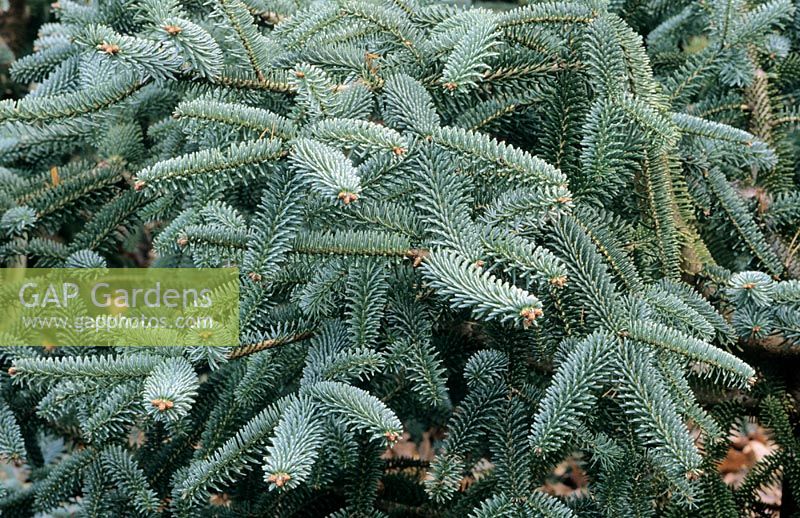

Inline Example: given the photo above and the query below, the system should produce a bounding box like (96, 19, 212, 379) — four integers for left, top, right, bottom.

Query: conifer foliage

(0, 0, 799, 515)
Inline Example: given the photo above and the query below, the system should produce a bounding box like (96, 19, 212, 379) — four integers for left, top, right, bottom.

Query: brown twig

(227, 331, 314, 360)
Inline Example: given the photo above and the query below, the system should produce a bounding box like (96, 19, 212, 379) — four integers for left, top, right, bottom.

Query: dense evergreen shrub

(0, 0, 799, 515)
